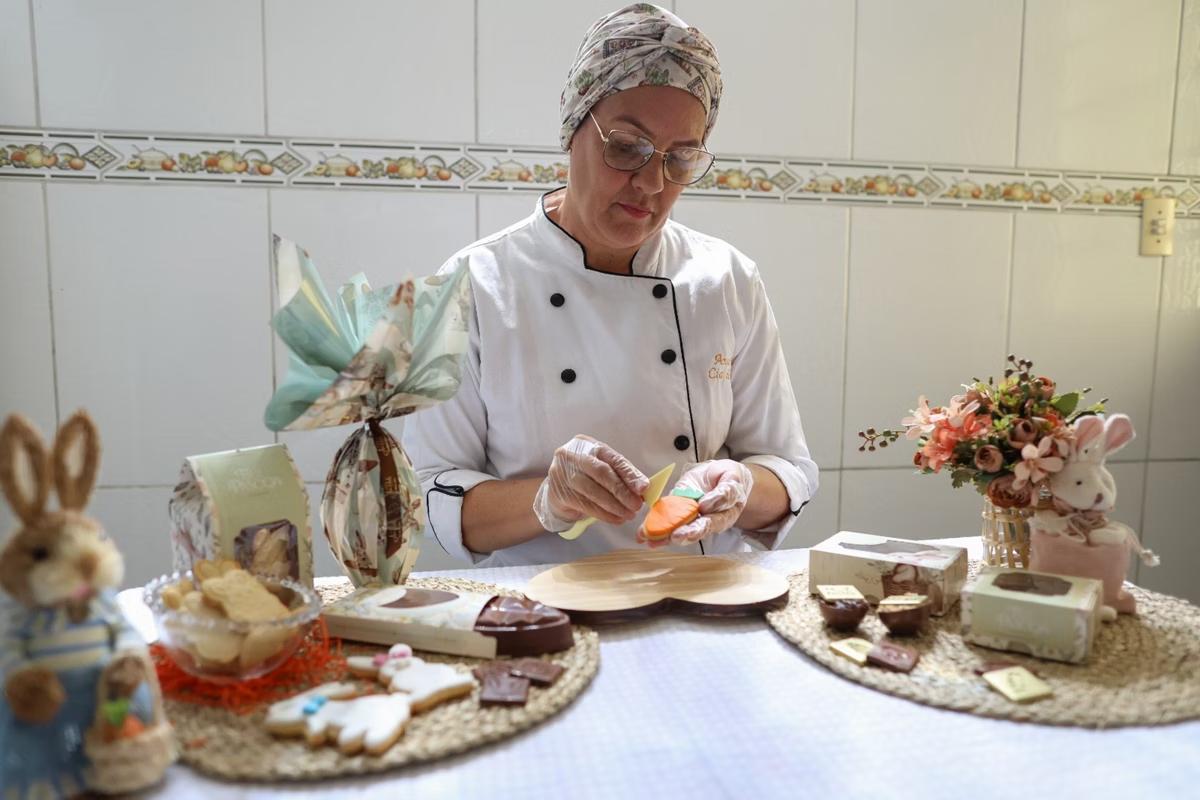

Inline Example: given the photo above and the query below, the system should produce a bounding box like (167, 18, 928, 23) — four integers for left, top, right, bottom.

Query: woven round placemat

(167, 577, 600, 780)
(767, 567, 1200, 727)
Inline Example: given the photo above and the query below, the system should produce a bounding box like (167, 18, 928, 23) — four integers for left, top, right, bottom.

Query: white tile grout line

(834, 206, 853, 535)
(1012, 0, 1027, 168)
(473, 0, 480, 145)
(260, 0, 270, 136)
(1003, 211, 1017, 358)
(25, 0, 41, 128)
(1136, 252, 1170, 582)
(848, 0, 858, 160)
(1166, 0, 1187, 171)
(266, 188, 279, 445)
(39, 181, 59, 427)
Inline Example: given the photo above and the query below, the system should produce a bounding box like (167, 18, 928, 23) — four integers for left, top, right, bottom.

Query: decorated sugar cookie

(383, 658, 475, 713)
(264, 682, 359, 737)
(264, 682, 412, 755)
(347, 643, 414, 682)
(642, 494, 700, 542)
(345, 644, 475, 713)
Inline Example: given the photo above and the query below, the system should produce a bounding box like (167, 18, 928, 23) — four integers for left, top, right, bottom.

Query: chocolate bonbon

(877, 594, 931, 636)
(818, 598, 869, 632)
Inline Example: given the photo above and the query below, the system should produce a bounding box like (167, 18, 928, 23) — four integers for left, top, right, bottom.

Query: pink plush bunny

(1030, 413, 1158, 620)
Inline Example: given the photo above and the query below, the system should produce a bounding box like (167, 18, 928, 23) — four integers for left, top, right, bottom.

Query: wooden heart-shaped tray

(525, 549, 789, 624)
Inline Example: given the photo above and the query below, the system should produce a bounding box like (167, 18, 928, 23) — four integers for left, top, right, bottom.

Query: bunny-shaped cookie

(0, 411, 152, 800)
(1030, 413, 1158, 620)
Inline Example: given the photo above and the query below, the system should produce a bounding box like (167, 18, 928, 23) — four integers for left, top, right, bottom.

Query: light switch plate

(1140, 197, 1176, 256)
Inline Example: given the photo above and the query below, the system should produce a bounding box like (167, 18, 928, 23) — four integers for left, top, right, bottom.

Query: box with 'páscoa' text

(168, 443, 313, 587)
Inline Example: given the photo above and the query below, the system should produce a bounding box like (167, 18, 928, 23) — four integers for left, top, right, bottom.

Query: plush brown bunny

(0, 410, 149, 799)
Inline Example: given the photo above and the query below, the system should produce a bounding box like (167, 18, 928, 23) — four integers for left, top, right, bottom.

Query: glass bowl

(143, 571, 321, 684)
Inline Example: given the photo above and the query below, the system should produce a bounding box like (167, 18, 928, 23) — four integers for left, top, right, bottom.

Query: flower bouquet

(858, 355, 1106, 566)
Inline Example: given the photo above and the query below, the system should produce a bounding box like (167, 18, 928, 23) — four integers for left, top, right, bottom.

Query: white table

(119, 539, 1200, 800)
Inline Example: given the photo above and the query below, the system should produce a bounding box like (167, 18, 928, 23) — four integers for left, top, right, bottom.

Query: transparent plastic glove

(533, 435, 649, 532)
(640, 460, 754, 547)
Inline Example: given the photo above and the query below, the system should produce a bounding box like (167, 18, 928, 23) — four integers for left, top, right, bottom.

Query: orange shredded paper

(151, 618, 347, 714)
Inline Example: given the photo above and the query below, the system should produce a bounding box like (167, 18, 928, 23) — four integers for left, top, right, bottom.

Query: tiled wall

(1, 0, 1197, 602)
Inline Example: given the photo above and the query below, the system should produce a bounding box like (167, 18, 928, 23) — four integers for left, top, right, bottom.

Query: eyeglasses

(589, 112, 715, 186)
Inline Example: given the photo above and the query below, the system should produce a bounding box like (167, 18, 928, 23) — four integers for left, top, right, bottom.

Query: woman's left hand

(640, 459, 754, 547)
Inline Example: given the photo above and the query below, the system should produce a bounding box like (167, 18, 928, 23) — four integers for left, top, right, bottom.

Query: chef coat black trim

(792, 499, 809, 517)
(542, 194, 705, 556)
(426, 469, 466, 556)
(537, 192, 700, 464)
(541, 190, 634, 276)
(664, 281, 701, 466)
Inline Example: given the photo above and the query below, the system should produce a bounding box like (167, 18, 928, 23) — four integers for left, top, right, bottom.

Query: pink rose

(973, 445, 1003, 473)
(986, 473, 1034, 509)
(1007, 419, 1038, 446)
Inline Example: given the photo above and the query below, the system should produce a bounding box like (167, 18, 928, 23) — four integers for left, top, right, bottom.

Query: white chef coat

(404, 192, 818, 567)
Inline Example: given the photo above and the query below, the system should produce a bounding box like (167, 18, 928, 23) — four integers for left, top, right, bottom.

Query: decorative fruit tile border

(465, 147, 569, 190)
(2, 127, 1198, 217)
(931, 167, 1072, 209)
(1062, 173, 1195, 213)
(784, 160, 934, 203)
(931, 167, 1196, 214)
(688, 157, 797, 198)
(291, 141, 479, 188)
(0, 130, 118, 179)
(102, 134, 300, 184)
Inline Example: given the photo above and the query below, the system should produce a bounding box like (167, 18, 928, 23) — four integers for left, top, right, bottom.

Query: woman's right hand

(532, 435, 649, 532)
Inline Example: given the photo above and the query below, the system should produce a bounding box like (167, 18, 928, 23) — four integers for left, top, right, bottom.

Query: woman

(406, 3, 818, 567)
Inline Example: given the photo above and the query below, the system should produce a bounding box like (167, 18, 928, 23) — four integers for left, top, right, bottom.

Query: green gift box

(168, 443, 313, 586)
(961, 566, 1104, 664)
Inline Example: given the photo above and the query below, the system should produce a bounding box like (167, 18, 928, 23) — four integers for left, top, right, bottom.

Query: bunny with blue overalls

(0, 411, 154, 799)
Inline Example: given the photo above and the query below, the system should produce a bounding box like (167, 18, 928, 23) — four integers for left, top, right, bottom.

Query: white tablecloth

(118, 539, 1200, 800)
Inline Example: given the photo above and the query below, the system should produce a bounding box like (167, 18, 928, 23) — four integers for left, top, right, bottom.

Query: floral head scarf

(559, 3, 722, 152)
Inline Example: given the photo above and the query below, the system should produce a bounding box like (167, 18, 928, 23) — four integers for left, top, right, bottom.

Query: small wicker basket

(980, 498, 1035, 568)
(83, 651, 177, 794)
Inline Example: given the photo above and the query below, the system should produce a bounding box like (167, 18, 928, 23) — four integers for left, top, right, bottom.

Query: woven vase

(980, 497, 1034, 568)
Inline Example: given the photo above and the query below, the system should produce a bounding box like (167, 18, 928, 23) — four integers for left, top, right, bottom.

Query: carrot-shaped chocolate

(642, 495, 700, 542)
